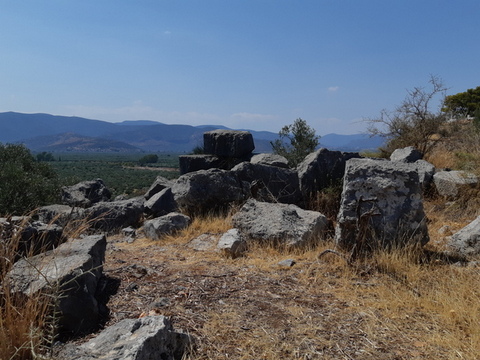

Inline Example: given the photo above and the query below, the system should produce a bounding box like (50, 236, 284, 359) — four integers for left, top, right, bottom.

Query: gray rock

(178, 154, 224, 175)
(231, 162, 301, 204)
(187, 233, 218, 251)
(390, 146, 423, 163)
(57, 315, 191, 360)
(144, 187, 178, 218)
(250, 153, 289, 168)
(413, 159, 436, 191)
(172, 168, 248, 214)
(7, 235, 106, 335)
(36, 204, 85, 226)
(18, 221, 65, 257)
(144, 176, 175, 200)
(297, 148, 361, 198)
(335, 158, 429, 251)
(448, 216, 480, 256)
(278, 259, 296, 267)
(217, 228, 247, 258)
(61, 179, 111, 208)
(433, 170, 478, 199)
(232, 199, 328, 248)
(204, 129, 255, 157)
(143, 212, 191, 240)
(86, 197, 144, 232)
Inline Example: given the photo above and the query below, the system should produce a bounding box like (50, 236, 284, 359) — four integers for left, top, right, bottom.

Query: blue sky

(1, 1, 479, 135)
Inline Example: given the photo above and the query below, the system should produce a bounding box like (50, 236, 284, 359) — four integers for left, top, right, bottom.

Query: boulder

(144, 188, 178, 218)
(433, 170, 478, 199)
(232, 199, 328, 248)
(335, 158, 429, 251)
(217, 228, 247, 258)
(413, 159, 436, 191)
(390, 146, 423, 163)
(36, 204, 85, 226)
(57, 315, 191, 360)
(231, 162, 301, 204)
(203, 130, 255, 157)
(61, 179, 111, 208)
(18, 221, 65, 257)
(6, 235, 107, 335)
(172, 168, 248, 214)
(178, 154, 224, 175)
(297, 148, 361, 198)
(448, 216, 480, 256)
(86, 197, 144, 232)
(144, 176, 174, 200)
(143, 212, 191, 240)
(250, 153, 289, 168)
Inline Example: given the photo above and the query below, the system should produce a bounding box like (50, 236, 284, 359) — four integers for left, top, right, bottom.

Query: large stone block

(335, 158, 429, 251)
(203, 130, 255, 157)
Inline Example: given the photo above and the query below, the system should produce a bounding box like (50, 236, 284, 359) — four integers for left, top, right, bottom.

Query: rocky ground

(64, 200, 479, 360)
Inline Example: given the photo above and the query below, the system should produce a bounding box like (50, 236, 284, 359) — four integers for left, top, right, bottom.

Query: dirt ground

(79, 215, 479, 360)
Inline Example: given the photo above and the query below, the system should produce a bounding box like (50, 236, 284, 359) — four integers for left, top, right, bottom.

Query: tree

(138, 154, 158, 165)
(36, 151, 55, 162)
(366, 75, 448, 156)
(270, 118, 320, 167)
(0, 144, 60, 215)
(442, 86, 480, 119)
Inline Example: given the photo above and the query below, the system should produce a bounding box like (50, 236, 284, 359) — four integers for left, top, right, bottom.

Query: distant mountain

(0, 112, 384, 153)
(319, 133, 385, 152)
(21, 133, 142, 152)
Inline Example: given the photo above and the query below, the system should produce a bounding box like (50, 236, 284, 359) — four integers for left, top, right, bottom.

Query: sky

(1, 1, 480, 136)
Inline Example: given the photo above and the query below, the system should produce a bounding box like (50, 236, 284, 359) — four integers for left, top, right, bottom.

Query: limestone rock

(335, 158, 429, 251)
(231, 162, 301, 204)
(172, 168, 248, 214)
(86, 197, 144, 232)
(143, 212, 191, 240)
(144, 176, 174, 200)
(390, 146, 423, 163)
(7, 235, 107, 335)
(232, 199, 328, 248)
(57, 315, 191, 360)
(448, 216, 480, 256)
(250, 153, 289, 168)
(61, 179, 111, 208)
(203, 129, 255, 157)
(433, 170, 478, 199)
(217, 228, 247, 258)
(144, 187, 178, 218)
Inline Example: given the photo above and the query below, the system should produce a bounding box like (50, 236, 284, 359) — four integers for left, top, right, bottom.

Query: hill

(0, 112, 384, 153)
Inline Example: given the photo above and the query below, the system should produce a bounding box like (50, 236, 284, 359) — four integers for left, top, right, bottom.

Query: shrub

(0, 144, 59, 215)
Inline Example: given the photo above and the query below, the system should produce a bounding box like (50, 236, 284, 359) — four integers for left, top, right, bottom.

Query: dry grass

(95, 204, 480, 360)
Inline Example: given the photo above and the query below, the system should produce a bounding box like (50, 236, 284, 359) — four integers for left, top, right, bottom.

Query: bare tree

(366, 75, 448, 156)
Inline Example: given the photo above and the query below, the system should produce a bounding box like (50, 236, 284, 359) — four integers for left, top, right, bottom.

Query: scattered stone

(335, 158, 429, 251)
(390, 146, 423, 163)
(6, 235, 107, 335)
(172, 168, 248, 214)
(144, 176, 175, 200)
(278, 259, 296, 267)
(61, 179, 111, 208)
(57, 315, 192, 360)
(232, 199, 328, 248)
(36, 204, 85, 226)
(143, 212, 191, 240)
(232, 162, 301, 204)
(217, 228, 247, 258)
(187, 233, 219, 251)
(448, 215, 480, 256)
(86, 197, 144, 232)
(18, 221, 65, 257)
(297, 148, 361, 198)
(178, 154, 224, 175)
(144, 187, 178, 217)
(433, 170, 478, 199)
(250, 153, 289, 168)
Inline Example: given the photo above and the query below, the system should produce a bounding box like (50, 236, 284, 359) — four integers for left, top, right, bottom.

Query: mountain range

(0, 112, 384, 153)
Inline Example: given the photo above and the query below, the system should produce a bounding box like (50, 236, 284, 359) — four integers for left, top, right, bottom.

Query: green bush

(138, 154, 159, 165)
(0, 144, 59, 215)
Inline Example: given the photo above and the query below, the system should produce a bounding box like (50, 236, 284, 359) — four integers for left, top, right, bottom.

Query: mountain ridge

(0, 112, 384, 153)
